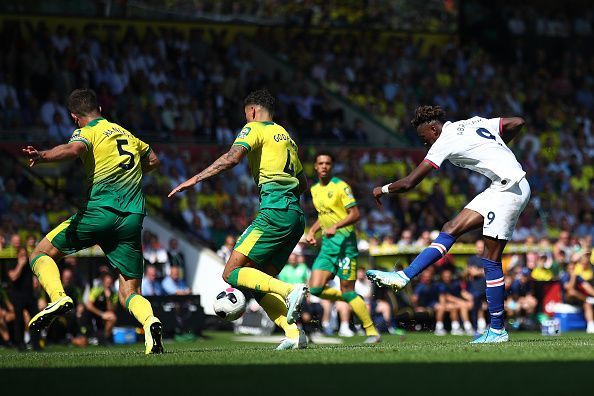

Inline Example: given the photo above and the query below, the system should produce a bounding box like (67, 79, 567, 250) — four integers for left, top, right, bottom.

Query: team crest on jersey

(344, 186, 354, 199)
(328, 191, 334, 198)
(237, 127, 251, 139)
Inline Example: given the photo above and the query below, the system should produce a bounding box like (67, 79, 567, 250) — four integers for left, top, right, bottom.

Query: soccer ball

(213, 287, 246, 321)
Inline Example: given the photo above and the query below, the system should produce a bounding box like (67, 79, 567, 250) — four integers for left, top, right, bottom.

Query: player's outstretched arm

(500, 117, 525, 144)
(168, 145, 246, 197)
(372, 161, 434, 206)
(141, 150, 160, 173)
(22, 142, 86, 167)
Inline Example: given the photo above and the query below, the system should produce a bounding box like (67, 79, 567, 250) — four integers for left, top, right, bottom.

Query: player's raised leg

(367, 209, 483, 291)
(471, 236, 509, 344)
(28, 237, 73, 332)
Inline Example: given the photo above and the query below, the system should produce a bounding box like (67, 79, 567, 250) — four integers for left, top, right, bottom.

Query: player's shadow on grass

(4, 361, 594, 395)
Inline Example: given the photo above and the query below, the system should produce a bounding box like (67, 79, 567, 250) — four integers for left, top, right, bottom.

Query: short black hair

(411, 105, 447, 129)
(67, 88, 99, 116)
(244, 89, 275, 115)
(315, 151, 334, 162)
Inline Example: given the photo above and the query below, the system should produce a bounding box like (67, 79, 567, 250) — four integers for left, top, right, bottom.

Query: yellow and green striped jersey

(310, 177, 357, 235)
(232, 121, 303, 212)
(68, 117, 151, 214)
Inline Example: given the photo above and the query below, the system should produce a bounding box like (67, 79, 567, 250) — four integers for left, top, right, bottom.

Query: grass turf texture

(2, 331, 594, 395)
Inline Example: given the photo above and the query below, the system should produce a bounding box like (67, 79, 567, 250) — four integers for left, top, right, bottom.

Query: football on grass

(213, 287, 246, 321)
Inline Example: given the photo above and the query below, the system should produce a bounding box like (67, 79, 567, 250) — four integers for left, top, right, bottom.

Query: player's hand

(372, 186, 383, 207)
(324, 225, 337, 238)
(102, 311, 116, 321)
(168, 176, 198, 198)
(8, 269, 20, 282)
(305, 232, 317, 246)
(22, 145, 42, 167)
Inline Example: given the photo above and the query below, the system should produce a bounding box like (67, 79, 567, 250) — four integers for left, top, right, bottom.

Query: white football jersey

(424, 116, 525, 191)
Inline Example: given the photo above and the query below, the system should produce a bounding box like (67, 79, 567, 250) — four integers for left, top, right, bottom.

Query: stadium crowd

(1, 13, 594, 346)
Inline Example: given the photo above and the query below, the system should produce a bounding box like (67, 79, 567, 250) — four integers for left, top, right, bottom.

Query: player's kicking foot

(28, 296, 74, 333)
(286, 284, 308, 325)
(276, 329, 307, 350)
(364, 335, 382, 344)
(470, 328, 509, 344)
(144, 316, 164, 354)
(366, 270, 409, 292)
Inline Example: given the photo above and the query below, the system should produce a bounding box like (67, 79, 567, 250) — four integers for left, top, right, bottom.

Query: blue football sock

(403, 232, 456, 279)
(483, 258, 505, 330)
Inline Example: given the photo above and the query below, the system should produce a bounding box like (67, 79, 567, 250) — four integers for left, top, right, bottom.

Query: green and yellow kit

(232, 121, 305, 269)
(45, 117, 151, 278)
(310, 177, 359, 280)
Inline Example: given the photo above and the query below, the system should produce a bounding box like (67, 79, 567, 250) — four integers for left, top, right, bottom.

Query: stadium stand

(1, 2, 594, 347)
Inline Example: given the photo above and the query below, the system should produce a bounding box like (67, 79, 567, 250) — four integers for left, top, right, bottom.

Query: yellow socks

(310, 286, 344, 302)
(228, 268, 293, 298)
(259, 293, 300, 339)
(347, 294, 379, 336)
(31, 254, 66, 302)
(126, 293, 154, 326)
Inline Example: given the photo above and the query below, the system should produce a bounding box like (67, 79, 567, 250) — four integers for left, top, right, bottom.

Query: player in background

(367, 105, 530, 343)
(306, 153, 381, 343)
(169, 89, 309, 350)
(22, 89, 164, 354)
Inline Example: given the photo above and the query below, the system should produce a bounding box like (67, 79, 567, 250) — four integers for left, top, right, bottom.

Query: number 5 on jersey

(116, 139, 135, 170)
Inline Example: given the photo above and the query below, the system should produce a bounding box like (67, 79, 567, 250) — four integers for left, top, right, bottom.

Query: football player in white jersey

(367, 105, 530, 343)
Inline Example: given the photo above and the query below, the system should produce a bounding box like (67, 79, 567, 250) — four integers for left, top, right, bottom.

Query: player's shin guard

(403, 232, 456, 279)
(309, 286, 344, 302)
(482, 258, 505, 331)
(254, 291, 300, 339)
(126, 293, 154, 326)
(31, 254, 66, 302)
(227, 267, 293, 298)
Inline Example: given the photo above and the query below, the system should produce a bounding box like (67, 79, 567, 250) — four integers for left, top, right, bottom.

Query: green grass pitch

(2, 331, 594, 395)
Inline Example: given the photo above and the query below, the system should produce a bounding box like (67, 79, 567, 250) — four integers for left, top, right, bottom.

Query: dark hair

(315, 151, 334, 162)
(244, 89, 275, 115)
(411, 105, 447, 129)
(67, 88, 99, 116)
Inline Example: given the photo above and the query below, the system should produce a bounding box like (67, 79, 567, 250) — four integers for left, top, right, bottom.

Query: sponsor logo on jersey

(237, 127, 251, 139)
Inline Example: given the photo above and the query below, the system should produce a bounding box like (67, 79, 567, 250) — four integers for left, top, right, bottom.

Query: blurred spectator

(143, 234, 169, 275)
(162, 266, 191, 295)
(560, 261, 594, 333)
(0, 283, 15, 347)
(436, 269, 474, 336)
(506, 267, 538, 330)
(466, 259, 487, 333)
(85, 272, 118, 344)
(141, 265, 164, 296)
(216, 235, 236, 263)
(8, 246, 40, 350)
(278, 252, 310, 284)
(167, 238, 185, 269)
(356, 268, 399, 334)
(48, 267, 86, 346)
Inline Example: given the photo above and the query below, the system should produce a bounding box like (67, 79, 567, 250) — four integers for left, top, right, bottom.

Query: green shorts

(234, 208, 305, 271)
(313, 232, 358, 281)
(46, 206, 144, 278)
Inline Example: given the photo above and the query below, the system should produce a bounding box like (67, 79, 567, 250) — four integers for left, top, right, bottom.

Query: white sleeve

(423, 137, 452, 169)
(484, 117, 503, 136)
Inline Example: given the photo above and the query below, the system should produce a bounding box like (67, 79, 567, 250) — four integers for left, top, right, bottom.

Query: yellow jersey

(68, 117, 151, 214)
(310, 177, 357, 235)
(232, 121, 303, 212)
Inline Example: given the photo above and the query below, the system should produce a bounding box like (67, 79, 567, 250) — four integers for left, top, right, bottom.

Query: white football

(213, 287, 246, 321)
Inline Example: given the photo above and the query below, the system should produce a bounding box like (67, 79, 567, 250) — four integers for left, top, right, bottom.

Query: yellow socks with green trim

(347, 293, 379, 336)
(228, 268, 293, 298)
(259, 293, 300, 339)
(31, 254, 66, 302)
(309, 286, 344, 302)
(126, 293, 154, 326)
